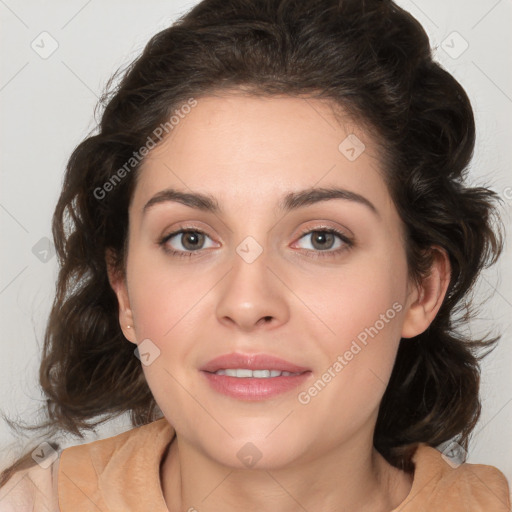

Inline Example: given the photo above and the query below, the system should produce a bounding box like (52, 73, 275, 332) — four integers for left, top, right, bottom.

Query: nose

(215, 246, 290, 332)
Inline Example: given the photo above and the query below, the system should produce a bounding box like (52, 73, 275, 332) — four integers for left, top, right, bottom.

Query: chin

(201, 432, 307, 471)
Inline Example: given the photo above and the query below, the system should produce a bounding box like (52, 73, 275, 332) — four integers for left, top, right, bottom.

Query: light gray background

(1, 0, 511, 484)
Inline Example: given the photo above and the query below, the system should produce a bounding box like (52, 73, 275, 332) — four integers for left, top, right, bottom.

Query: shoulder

(0, 418, 172, 512)
(404, 443, 511, 511)
(58, 418, 174, 511)
(0, 459, 60, 512)
(60, 416, 172, 464)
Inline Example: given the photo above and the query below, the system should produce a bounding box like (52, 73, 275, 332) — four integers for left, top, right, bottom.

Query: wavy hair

(1, 0, 504, 484)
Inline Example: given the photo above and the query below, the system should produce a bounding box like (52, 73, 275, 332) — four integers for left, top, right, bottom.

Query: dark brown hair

(1, 0, 504, 485)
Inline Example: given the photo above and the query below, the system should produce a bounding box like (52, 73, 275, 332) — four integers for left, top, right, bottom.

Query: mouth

(200, 352, 312, 400)
(210, 368, 303, 377)
(200, 352, 311, 374)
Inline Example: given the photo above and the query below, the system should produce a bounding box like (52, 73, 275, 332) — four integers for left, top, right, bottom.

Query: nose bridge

(214, 234, 289, 331)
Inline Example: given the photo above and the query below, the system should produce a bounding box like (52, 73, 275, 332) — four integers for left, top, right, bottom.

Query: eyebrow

(142, 186, 379, 217)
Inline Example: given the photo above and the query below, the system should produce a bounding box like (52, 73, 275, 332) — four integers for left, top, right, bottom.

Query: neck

(160, 432, 412, 512)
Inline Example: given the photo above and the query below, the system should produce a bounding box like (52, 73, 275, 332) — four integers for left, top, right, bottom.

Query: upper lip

(200, 352, 311, 373)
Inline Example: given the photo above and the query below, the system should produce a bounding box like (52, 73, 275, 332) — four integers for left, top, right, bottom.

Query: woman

(0, 0, 509, 510)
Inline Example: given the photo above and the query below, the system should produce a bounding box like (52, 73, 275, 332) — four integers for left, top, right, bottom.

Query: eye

(158, 226, 353, 259)
(159, 229, 216, 257)
(294, 228, 353, 257)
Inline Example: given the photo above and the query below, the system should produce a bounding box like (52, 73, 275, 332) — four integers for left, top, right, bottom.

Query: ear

(401, 246, 451, 339)
(106, 248, 137, 345)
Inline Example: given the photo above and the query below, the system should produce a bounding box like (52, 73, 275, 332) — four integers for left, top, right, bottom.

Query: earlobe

(105, 249, 137, 345)
(401, 247, 451, 339)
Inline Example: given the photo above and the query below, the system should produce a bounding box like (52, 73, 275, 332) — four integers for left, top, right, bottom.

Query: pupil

(312, 231, 333, 250)
(183, 232, 203, 250)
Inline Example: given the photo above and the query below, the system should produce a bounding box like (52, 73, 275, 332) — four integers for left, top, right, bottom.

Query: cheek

(294, 250, 407, 417)
(126, 255, 208, 427)
(126, 251, 211, 343)
(306, 251, 407, 353)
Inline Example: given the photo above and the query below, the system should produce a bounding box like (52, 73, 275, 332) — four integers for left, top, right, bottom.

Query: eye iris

(311, 231, 334, 250)
(182, 232, 204, 250)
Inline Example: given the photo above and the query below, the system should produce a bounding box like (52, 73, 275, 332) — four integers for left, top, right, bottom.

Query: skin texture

(107, 93, 450, 512)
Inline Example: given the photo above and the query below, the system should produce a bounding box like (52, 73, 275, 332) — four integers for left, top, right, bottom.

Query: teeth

(213, 369, 300, 378)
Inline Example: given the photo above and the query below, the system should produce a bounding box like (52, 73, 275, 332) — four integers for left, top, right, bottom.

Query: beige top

(1, 417, 510, 511)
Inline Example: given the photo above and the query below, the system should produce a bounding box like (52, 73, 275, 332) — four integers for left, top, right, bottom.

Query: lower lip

(201, 371, 312, 400)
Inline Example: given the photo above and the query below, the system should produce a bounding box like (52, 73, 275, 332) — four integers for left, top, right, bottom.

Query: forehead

(131, 93, 392, 218)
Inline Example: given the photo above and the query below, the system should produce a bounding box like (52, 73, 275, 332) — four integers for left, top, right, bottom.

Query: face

(111, 92, 433, 470)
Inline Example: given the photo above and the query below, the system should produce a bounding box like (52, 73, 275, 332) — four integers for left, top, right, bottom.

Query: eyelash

(158, 226, 354, 259)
